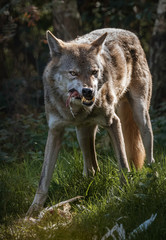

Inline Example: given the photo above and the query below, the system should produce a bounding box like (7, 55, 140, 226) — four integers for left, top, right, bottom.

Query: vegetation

(0, 112, 166, 239)
(0, 0, 160, 115)
(0, 0, 166, 239)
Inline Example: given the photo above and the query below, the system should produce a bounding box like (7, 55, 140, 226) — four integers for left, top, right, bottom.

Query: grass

(0, 113, 166, 239)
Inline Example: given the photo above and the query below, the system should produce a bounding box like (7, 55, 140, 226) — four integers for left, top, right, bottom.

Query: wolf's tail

(117, 98, 145, 169)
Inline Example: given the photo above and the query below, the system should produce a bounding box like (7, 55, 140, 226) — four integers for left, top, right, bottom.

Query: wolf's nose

(82, 88, 93, 99)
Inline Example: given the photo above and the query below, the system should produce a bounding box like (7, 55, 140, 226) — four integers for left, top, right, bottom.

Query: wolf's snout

(81, 88, 95, 107)
(82, 88, 93, 100)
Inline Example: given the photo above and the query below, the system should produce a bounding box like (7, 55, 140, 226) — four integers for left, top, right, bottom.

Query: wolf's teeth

(81, 96, 95, 103)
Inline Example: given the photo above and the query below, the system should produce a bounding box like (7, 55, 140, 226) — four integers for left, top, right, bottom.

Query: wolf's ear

(91, 32, 107, 52)
(46, 30, 64, 57)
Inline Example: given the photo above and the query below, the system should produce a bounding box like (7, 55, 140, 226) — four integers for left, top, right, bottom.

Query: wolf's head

(46, 30, 107, 109)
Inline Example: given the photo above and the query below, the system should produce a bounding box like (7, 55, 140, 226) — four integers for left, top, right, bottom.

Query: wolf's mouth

(81, 96, 95, 106)
(66, 89, 95, 107)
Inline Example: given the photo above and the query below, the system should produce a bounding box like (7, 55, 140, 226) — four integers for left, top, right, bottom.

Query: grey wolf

(27, 28, 155, 215)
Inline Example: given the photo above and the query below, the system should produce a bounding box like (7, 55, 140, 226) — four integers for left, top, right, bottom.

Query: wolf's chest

(48, 105, 109, 130)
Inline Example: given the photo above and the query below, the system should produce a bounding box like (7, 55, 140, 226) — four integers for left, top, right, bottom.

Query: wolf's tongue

(66, 90, 80, 107)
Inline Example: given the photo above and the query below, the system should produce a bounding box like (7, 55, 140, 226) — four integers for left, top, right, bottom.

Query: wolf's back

(74, 28, 139, 46)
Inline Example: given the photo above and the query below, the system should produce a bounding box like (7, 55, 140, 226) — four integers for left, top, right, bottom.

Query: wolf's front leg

(26, 128, 64, 216)
(76, 125, 100, 176)
(106, 114, 130, 172)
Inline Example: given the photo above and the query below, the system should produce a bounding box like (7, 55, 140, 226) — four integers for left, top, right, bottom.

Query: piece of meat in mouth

(66, 89, 81, 107)
(66, 88, 95, 107)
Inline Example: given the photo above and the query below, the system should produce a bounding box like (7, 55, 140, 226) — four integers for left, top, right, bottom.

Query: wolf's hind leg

(129, 95, 155, 165)
(26, 128, 64, 216)
(76, 125, 100, 176)
(117, 98, 145, 169)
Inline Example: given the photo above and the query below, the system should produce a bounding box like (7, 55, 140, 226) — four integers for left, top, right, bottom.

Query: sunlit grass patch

(0, 113, 166, 239)
(0, 148, 166, 239)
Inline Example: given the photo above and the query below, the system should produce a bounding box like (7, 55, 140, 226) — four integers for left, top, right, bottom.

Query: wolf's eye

(69, 71, 77, 76)
(91, 70, 98, 75)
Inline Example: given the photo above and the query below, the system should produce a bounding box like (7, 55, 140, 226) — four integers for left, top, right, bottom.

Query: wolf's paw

(119, 168, 131, 185)
(26, 203, 43, 217)
(148, 158, 155, 165)
(151, 158, 155, 164)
